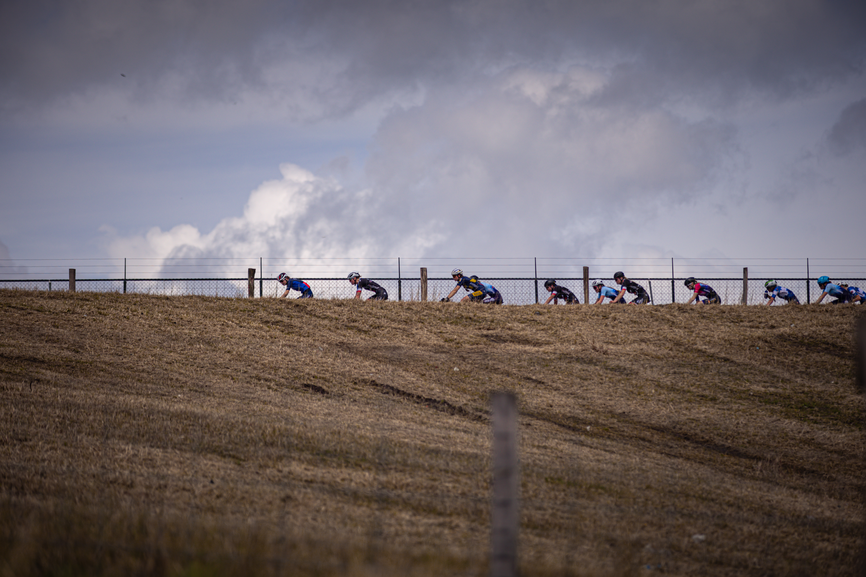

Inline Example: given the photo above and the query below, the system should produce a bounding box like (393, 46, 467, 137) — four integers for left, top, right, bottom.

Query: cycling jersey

(764, 285, 798, 303)
(286, 279, 311, 293)
(550, 284, 578, 304)
(847, 286, 865, 302)
(356, 278, 388, 300)
(617, 278, 648, 304)
(597, 286, 621, 302)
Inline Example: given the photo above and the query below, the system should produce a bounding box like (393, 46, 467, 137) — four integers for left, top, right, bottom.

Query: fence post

(123, 258, 127, 294)
(490, 391, 519, 577)
(248, 268, 256, 298)
(583, 267, 589, 305)
(741, 267, 749, 305)
(671, 258, 675, 304)
(259, 257, 263, 298)
(398, 258, 402, 302)
(806, 258, 811, 303)
(69, 269, 76, 293)
(420, 267, 428, 302)
(534, 258, 539, 304)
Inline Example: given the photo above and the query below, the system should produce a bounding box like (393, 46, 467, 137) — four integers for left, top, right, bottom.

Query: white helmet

(347, 271, 361, 280)
(451, 268, 463, 277)
(591, 279, 604, 287)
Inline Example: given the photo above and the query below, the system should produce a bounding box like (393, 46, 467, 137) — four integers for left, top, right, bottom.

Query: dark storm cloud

(2, 0, 864, 114)
(827, 97, 866, 156)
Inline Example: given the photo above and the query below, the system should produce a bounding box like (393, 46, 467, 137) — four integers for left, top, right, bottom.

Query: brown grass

(0, 289, 864, 576)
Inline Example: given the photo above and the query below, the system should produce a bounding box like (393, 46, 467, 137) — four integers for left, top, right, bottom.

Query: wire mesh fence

(2, 257, 865, 304)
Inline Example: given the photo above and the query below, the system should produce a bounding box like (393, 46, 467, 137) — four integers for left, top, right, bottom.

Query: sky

(1, 0, 865, 277)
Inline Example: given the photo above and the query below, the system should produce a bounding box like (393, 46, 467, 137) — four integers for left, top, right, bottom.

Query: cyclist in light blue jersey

(763, 280, 799, 306)
(814, 276, 850, 304)
(592, 279, 623, 304)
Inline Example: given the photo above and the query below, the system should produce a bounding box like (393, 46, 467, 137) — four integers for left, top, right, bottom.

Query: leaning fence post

(583, 266, 589, 305)
(741, 267, 749, 305)
(69, 269, 76, 293)
(248, 268, 256, 298)
(420, 267, 428, 302)
(490, 391, 519, 577)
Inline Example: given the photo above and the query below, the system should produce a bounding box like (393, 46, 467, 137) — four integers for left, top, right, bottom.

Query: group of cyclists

(274, 270, 864, 306)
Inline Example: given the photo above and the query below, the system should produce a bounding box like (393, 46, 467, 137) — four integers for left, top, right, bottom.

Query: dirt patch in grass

(1, 290, 864, 576)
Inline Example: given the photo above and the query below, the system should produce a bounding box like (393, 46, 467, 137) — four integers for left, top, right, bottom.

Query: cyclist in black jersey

(612, 272, 649, 304)
(543, 279, 579, 304)
(348, 272, 388, 301)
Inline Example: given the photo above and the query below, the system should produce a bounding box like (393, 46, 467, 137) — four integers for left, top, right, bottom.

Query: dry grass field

(1, 289, 864, 576)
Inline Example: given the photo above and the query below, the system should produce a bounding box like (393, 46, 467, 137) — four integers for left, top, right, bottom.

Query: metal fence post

(259, 257, 263, 298)
(741, 267, 749, 305)
(247, 268, 256, 298)
(490, 391, 519, 577)
(123, 258, 127, 294)
(534, 258, 539, 304)
(420, 267, 428, 302)
(806, 258, 811, 303)
(583, 267, 589, 305)
(671, 258, 675, 304)
(69, 269, 76, 293)
(398, 257, 402, 302)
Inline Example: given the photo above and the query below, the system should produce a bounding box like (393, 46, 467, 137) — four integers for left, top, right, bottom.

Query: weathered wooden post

(583, 266, 590, 306)
(248, 268, 256, 298)
(420, 267, 428, 302)
(857, 316, 866, 573)
(69, 269, 76, 293)
(741, 267, 749, 305)
(490, 391, 519, 577)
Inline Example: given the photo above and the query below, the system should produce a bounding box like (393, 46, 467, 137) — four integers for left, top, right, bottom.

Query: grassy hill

(1, 289, 864, 576)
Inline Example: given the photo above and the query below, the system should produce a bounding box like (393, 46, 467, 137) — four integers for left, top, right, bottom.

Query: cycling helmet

(613, 271, 625, 280)
(684, 277, 696, 287)
(347, 271, 361, 280)
(544, 279, 556, 288)
(278, 272, 289, 283)
(451, 268, 463, 277)
(764, 279, 777, 289)
(591, 279, 604, 288)
(817, 275, 830, 285)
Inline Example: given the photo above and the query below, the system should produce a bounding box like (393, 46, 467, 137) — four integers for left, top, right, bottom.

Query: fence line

(2, 272, 863, 306)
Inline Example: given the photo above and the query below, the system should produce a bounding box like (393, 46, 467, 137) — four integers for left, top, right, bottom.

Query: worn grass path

(0, 289, 863, 576)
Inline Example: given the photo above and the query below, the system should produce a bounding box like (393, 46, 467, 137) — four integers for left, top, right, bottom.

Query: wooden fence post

(741, 267, 749, 305)
(490, 391, 519, 577)
(420, 267, 428, 302)
(248, 268, 256, 298)
(858, 317, 866, 573)
(583, 267, 589, 305)
(69, 269, 76, 293)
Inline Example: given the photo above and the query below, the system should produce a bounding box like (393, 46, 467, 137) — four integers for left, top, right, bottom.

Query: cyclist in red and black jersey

(684, 277, 721, 305)
(543, 279, 579, 304)
(612, 272, 649, 304)
(348, 272, 388, 301)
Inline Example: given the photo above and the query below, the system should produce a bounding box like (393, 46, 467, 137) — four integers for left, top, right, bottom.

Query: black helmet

(544, 279, 556, 288)
(613, 271, 624, 280)
(684, 277, 696, 287)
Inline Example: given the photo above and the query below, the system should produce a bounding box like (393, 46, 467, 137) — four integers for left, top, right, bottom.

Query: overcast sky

(1, 0, 865, 274)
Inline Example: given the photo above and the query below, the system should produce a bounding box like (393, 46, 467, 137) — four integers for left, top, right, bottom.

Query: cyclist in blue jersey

(592, 279, 622, 304)
(814, 276, 850, 304)
(840, 283, 865, 304)
(442, 269, 502, 303)
(348, 272, 388, 301)
(278, 272, 313, 299)
(544, 279, 579, 304)
(763, 280, 799, 306)
(684, 277, 721, 305)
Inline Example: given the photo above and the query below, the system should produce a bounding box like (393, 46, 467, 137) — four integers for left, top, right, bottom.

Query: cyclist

(543, 279, 579, 304)
(814, 276, 850, 304)
(611, 272, 649, 304)
(840, 283, 865, 304)
(684, 277, 721, 304)
(763, 280, 799, 305)
(348, 272, 388, 301)
(442, 269, 502, 303)
(278, 272, 313, 299)
(592, 279, 622, 304)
